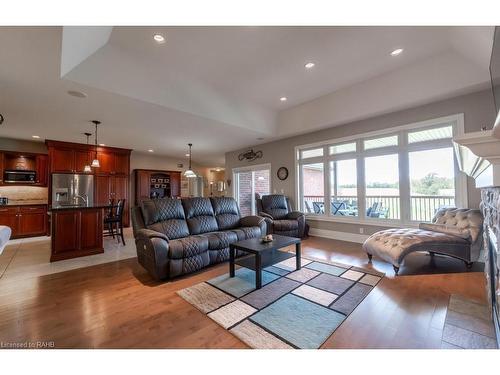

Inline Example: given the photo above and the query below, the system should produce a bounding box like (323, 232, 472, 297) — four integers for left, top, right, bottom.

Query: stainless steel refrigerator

(51, 174, 94, 208)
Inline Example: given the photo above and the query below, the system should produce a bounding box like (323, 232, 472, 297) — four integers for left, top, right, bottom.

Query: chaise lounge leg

(393, 265, 399, 275)
(367, 253, 373, 262)
(465, 261, 473, 270)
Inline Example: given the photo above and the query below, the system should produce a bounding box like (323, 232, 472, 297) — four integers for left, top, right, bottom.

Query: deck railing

(303, 195, 455, 222)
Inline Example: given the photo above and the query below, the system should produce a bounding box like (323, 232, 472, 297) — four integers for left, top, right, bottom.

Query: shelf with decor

(134, 169, 181, 205)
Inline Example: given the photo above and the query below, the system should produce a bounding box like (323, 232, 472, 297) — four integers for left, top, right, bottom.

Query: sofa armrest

(241, 215, 268, 236)
(240, 215, 265, 227)
(258, 212, 274, 220)
(134, 229, 170, 280)
(287, 211, 305, 220)
(419, 223, 471, 240)
(136, 228, 169, 242)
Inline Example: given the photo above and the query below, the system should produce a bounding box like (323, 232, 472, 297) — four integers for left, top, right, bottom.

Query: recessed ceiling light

(304, 62, 315, 69)
(67, 90, 87, 98)
(99, 143, 106, 146)
(32, 135, 40, 139)
(153, 34, 166, 44)
(280, 97, 287, 102)
(148, 149, 154, 153)
(185, 153, 190, 157)
(390, 48, 404, 56)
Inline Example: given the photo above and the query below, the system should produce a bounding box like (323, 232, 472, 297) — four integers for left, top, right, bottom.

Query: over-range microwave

(3, 170, 36, 183)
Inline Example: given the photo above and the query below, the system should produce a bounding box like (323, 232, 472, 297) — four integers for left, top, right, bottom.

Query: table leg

(255, 253, 262, 289)
(229, 246, 235, 277)
(296, 242, 301, 270)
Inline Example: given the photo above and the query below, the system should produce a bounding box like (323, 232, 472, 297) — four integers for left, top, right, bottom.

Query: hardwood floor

(0, 236, 487, 348)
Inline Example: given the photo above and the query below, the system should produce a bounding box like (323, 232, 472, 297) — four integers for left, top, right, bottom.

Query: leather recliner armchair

(257, 194, 306, 238)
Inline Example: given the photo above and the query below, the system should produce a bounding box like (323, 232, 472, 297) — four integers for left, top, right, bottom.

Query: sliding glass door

(233, 164, 271, 215)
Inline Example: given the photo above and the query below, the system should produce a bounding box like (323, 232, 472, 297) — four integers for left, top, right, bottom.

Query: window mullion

(324, 160, 331, 216)
(399, 131, 411, 223)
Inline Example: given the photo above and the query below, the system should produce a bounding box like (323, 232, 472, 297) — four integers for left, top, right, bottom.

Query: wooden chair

(104, 199, 126, 245)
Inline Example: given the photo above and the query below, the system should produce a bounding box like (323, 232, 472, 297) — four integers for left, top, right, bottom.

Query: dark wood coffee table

(229, 234, 301, 289)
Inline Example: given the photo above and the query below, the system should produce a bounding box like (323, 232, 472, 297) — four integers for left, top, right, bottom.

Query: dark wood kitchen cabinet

(0, 205, 48, 239)
(95, 174, 129, 226)
(50, 207, 103, 262)
(46, 140, 132, 226)
(48, 146, 92, 174)
(0, 150, 49, 187)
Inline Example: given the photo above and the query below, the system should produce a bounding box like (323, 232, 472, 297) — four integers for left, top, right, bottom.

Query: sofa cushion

(168, 235, 209, 260)
(261, 195, 289, 219)
(231, 226, 262, 241)
(141, 198, 189, 240)
(211, 197, 241, 230)
(182, 197, 219, 235)
(273, 219, 299, 232)
(203, 230, 238, 250)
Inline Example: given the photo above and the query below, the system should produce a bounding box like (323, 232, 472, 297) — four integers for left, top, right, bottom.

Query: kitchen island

(49, 205, 110, 262)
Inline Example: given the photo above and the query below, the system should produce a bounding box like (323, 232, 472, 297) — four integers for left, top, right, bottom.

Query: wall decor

(277, 166, 289, 181)
(238, 149, 263, 162)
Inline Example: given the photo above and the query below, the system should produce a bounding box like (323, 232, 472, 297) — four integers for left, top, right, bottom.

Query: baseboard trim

(309, 228, 369, 244)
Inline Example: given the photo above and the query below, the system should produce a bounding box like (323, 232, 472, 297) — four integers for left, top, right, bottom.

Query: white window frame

(295, 114, 466, 227)
(232, 163, 272, 215)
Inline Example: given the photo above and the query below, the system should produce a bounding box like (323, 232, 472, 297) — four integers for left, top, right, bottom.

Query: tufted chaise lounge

(131, 197, 266, 280)
(362, 208, 484, 275)
(257, 194, 306, 238)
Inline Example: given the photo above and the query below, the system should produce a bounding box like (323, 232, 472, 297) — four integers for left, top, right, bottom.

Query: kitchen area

(0, 139, 133, 265)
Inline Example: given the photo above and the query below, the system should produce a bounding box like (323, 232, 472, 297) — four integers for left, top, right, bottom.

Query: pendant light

(83, 132, 92, 173)
(184, 143, 196, 178)
(91, 120, 101, 168)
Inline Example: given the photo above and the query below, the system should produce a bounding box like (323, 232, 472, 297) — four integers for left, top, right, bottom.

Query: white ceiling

(0, 26, 494, 166)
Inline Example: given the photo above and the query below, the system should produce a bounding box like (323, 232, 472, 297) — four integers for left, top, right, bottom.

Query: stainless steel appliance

(4, 170, 36, 183)
(51, 174, 94, 208)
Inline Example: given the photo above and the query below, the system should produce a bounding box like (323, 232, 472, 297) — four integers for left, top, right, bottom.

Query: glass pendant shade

(91, 158, 100, 168)
(83, 164, 92, 173)
(91, 120, 101, 169)
(184, 143, 197, 178)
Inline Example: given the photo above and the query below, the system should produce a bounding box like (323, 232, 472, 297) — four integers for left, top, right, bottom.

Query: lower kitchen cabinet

(50, 207, 104, 262)
(0, 205, 48, 239)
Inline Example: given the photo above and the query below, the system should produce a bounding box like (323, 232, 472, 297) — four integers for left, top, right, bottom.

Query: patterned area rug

(177, 256, 384, 349)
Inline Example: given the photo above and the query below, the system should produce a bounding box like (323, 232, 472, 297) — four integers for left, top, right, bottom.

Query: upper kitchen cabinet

(96, 150, 129, 175)
(0, 151, 49, 187)
(46, 141, 131, 176)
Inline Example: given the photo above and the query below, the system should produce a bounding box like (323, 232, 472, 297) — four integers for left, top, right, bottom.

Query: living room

(1, 1, 499, 374)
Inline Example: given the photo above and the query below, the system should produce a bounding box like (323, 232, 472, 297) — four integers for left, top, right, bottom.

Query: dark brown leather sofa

(256, 194, 306, 238)
(131, 196, 266, 280)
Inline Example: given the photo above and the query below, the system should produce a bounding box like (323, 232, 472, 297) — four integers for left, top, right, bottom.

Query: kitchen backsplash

(0, 186, 48, 202)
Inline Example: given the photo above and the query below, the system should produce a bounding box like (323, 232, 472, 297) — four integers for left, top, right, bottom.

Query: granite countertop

(49, 204, 113, 211)
(2, 200, 48, 206)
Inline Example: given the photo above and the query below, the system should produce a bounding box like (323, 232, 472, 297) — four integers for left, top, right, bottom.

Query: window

(365, 154, 400, 219)
(296, 114, 465, 224)
(301, 148, 323, 159)
(364, 135, 398, 150)
(409, 147, 455, 221)
(330, 159, 358, 216)
(408, 125, 452, 144)
(301, 163, 324, 214)
(233, 165, 270, 216)
(329, 142, 356, 155)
